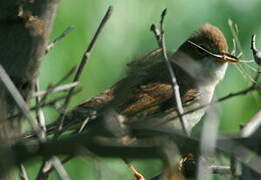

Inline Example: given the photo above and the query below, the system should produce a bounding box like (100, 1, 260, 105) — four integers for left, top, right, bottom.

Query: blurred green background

(23, 0, 261, 179)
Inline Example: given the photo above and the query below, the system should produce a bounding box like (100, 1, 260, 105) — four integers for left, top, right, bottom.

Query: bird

(41, 23, 239, 180)
(42, 24, 239, 137)
(55, 24, 238, 135)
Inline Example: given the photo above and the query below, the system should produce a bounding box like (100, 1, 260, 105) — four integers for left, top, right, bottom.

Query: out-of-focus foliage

(22, 0, 261, 179)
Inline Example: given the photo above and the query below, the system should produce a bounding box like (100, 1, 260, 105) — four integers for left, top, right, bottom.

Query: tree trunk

(0, 0, 60, 178)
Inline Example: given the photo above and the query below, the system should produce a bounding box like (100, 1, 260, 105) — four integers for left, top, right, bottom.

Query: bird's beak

(217, 52, 239, 63)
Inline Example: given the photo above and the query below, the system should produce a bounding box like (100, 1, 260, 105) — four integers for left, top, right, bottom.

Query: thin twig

(46, 26, 74, 54)
(36, 6, 113, 179)
(230, 35, 261, 179)
(178, 85, 260, 121)
(33, 82, 79, 97)
(234, 63, 256, 83)
(0, 65, 43, 141)
(38, 156, 74, 177)
(0, 65, 70, 180)
(231, 38, 237, 56)
(51, 157, 71, 180)
(228, 19, 244, 57)
(241, 110, 261, 137)
(35, 82, 70, 180)
(37, 152, 70, 180)
(211, 165, 231, 175)
(9, 91, 80, 121)
(188, 40, 239, 62)
(230, 156, 241, 180)
(242, 63, 259, 73)
(36, 160, 52, 180)
(57, 6, 113, 131)
(251, 34, 261, 82)
(197, 105, 219, 180)
(239, 36, 261, 137)
(150, 24, 161, 47)
(151, 9, 190, 135)
(39, 65, 78, 107)
(19, 164, 29, 180)
(228, 19, 253, 82)
(35, 80, 47, 139)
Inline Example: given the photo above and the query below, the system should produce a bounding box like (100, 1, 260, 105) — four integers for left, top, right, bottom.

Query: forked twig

(8, 65, 79, 120)
(8, 90, 80, 121)
(36, 156, 74, 178)
(51, 157, 71, 180)
(38, 65, 78, 107)
(228, 19, 244, 57)
(36, 6, 114, 179)
(228, 19, 258, 86)
(151, 9, 190, 136)
(0, 65, 71, 180)
(35, 83, 70, 180)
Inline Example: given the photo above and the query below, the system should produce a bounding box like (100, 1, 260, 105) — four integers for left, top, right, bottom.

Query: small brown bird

(59, 24, 238, 136)
(45, 24, 239, 136)
(43, 24, 239, 180)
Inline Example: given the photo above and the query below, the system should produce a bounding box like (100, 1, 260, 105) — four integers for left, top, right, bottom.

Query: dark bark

(0, 0, 60, 178)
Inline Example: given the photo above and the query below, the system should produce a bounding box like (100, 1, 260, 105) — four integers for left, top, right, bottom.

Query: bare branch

(51, 157, 71, 180)
(151, 9, 190, 135)
(34, 80, 47, 139)
(36, 156, 73, 178)
(35, 82, 69, 180)
(241, 110, 261, 137)
(9, 91, 80, 122)
(19, 164, 29, 180)
(211, 165, 231, 175)
(178, 85, 260, 121)
(33, 82, 79, 97)
(57, 6, 113, 131)
(197, 105, 220, 180)
(38, 65, 78, 107)
(46, 26, 74, 54)
(0, 65, 43, 141)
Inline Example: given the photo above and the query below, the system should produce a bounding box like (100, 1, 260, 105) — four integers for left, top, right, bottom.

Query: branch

(33, 82, 79, 97)
(173, 84, 260, 123)
(0, 65, 43, 140)
(150, 9, 190, 135)
(57, 6, 113, 131)
(251, 34, 261, 66)
(46, 26, 74, 54)
(11, 126, 261, 175)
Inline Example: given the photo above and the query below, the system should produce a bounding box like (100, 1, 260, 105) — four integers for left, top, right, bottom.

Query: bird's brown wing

(120, 82, 173, 116)
(70, 81, 200, 131)
(118, 82, 200, 118)
(75, 48, 201, 119)
(42, 48, 201, 136)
